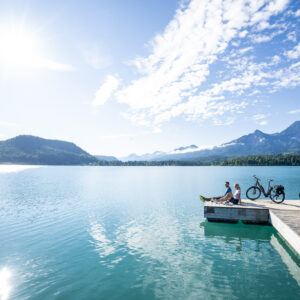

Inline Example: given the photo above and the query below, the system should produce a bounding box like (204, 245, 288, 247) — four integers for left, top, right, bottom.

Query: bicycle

(246, 175, 285, 204)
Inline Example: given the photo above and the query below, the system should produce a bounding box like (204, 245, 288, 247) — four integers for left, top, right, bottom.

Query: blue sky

(0, 0, 299, 157)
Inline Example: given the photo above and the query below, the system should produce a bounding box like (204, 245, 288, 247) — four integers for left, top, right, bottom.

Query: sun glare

(0, 24, 43, 70)
(0, 267, 12, 300)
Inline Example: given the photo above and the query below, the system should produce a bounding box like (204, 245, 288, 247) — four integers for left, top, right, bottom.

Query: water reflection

(201, 221, 272, 240)
(2, 166, 300, 299)
(0, 267, 12, 300)
(89, 222, 115, 258)
(112, 215, 231, 299)
(86, 214, 300, 298)
(200, 221, 273, 252)
(0, 165, 40, 173)
(270, 234, 300, 286)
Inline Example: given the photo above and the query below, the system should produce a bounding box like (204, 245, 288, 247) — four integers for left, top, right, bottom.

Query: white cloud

(256, 21, 271, 31)
(288, 109, 300, 114)
(251, 34, 274, 43)
(287, 31, 297, 42)
(250, 0, 289, 24)
(295, 9, 300, 17)
(0, 54, 75, 71)
(99, 133, 135, 139)
(36, 59, 75, 71)
(92, 75, 120, 106)
(253, 114, 266, 120)
(213, 116, 235, 126)
(114, 0, 294, 128)
(251, 27, 286, 43)
(119, 0, 259, 110)
(271, 55, 281, 64)
(239, 46, 253, 54)
(259, 120, 268, 125)
(271, 62, 300, 89)
(239, 30, 248, 38)
(253, 114, 268, 126)
(284, 43, 300, 59)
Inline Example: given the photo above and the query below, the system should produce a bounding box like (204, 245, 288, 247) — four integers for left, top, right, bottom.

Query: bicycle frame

(254, 177, 273, 197)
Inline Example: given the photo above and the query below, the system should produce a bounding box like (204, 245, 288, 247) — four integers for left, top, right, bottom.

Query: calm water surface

(0, 166, 299, 299)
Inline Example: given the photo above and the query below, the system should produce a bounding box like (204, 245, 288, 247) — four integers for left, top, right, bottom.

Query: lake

(0, 166, 299, 299)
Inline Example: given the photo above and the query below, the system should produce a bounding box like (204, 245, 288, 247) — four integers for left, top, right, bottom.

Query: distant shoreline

(1, 154, 299, 166)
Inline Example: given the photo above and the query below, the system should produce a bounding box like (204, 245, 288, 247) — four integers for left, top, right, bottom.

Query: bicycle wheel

(246, 186, 261, 200)
(270, 191, 285, 204)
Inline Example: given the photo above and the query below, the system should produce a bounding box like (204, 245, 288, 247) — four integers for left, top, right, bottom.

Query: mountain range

(0, 121, 299, 165)
(119, 145, 201, 161)
(120, 121, 300, 162)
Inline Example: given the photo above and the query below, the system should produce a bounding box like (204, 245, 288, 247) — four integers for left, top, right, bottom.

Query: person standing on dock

(200, 181, 233, 203)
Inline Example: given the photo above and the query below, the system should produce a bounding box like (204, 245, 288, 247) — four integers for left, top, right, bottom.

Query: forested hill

(0, 135, 99, 165)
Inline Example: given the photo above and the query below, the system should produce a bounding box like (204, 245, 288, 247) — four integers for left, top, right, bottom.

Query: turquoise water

(0, 166, 299, 299)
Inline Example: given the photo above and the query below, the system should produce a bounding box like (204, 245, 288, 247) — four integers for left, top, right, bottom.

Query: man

(200, 181, 233, 202)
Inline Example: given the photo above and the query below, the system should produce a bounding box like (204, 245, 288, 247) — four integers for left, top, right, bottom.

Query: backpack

(274, 185, 285, 195)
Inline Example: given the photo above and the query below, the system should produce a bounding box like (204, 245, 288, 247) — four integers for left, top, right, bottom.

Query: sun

(0, 24, 43, 70)
(0, 22, 74, 72)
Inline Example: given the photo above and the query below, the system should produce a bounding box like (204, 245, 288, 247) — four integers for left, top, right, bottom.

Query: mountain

(120, 121, 300, 162)
(0, 135, 99, 165)
(120, 145, 199, 162)
(95, 155, 119, 162)
(173, 145, 198, 152)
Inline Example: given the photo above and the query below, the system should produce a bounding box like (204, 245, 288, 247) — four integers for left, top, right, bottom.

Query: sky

(0, 0, 299, 157)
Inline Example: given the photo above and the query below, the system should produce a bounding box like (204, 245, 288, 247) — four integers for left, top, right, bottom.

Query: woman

(230, 183, 241, 205)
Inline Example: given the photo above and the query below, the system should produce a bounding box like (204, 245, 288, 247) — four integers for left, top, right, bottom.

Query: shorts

(229, 198, 239, 205)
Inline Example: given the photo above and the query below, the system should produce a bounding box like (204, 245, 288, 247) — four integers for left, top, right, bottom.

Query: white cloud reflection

(89, 222, 115, 258)
(114, 215, 219, 299)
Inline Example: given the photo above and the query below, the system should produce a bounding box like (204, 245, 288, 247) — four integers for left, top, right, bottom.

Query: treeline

(96, 154, 300, 166)
(219, 154, 300, 166)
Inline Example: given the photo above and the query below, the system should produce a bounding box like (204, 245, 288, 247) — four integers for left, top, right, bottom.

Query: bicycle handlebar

(253, 175, 273, 182)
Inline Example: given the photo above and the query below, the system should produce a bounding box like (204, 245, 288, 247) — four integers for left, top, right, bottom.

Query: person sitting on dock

(200, 181, 233, 203)
(233, 183, 241, 205)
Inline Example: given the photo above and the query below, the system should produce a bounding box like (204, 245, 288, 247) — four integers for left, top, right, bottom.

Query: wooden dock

(204, 200, 300, 255)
